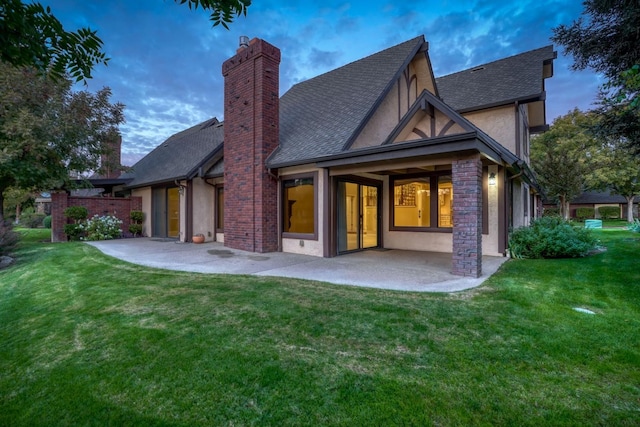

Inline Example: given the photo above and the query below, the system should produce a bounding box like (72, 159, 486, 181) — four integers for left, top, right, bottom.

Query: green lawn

(1, 228, 639, 426)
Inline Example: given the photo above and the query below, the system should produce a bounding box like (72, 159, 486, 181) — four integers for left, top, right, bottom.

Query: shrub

(19, 211, 46, 228)
(82, 215, 123, 241)
(64, 206, 88, 222)
(575, 207, 595, 221)
(130, 210, 144, 223)
(43, 215, 52, 229)
(628, 219, 640, 233)
(129, 223, 142, 236)
(0, 221, 19, 256)
(64, 206, 89, 241)
(543, 207, 561, 217)
(598, 206, 620, 219)
(64, 224, 84, 241)
(509, 217, 598, 259)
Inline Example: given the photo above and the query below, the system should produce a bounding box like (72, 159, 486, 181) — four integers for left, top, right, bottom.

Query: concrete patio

(87, 238, 509, 292)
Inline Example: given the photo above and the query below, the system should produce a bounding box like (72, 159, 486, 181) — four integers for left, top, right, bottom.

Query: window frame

(215, 185, 224, 233)
(389, 171, 453, 233)
(281, 172, 318, 240)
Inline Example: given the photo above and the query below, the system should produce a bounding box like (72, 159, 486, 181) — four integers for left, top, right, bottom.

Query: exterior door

(152, 187, 180, 238)
(337, 181, 379, 253)
(167, 187, 180, 238)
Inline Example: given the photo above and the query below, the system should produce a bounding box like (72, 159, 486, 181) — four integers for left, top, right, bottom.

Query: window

(216, 187, 224, 231)
(391, 173, 453, 230)
(283, 175, 315, 236)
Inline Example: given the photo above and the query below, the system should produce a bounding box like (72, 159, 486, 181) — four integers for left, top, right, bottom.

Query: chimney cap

(239, 36, 249, 48)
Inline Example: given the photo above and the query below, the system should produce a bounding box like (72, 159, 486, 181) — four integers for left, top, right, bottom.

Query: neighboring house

(121, 35, 556, 278)
(544, 190, 639, 219)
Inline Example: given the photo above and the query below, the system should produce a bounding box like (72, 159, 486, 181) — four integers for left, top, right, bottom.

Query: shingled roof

(436, 46, 556, 112)
(267, 36, 425, 167)
(123, 117, 223, 188)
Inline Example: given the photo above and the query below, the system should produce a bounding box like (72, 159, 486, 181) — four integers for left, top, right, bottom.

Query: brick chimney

(222, 37, 281, 253)
(100, 134, 122, 179)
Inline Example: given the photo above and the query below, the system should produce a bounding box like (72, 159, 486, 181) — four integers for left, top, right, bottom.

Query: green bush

(575, 207, 595, 221)
(130, 210, 144, 223)
(509, 217, 598, 259)
(63, 224, 84, 241)
(64, 206, 88, 222)
(0, 221, 19, 256)
(128, 223, 143, 237)
(598, 206, 620, 219)
(43, 215, 52, 229)
(19, 211, 46, 228)
(82, 215, 123, 241)
(628, 219, 640, 233)
(20, 208, 46, 228)
(543, 207, 561, 217)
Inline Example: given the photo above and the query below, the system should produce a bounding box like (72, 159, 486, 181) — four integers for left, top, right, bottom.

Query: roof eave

(456, 92, 546, 115)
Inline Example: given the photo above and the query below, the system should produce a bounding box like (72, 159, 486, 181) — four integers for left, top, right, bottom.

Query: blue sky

(48, 0, 601, 165)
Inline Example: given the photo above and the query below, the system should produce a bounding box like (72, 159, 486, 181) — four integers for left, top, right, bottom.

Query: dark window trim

(389, 171, 453, 233)
(215, 185, 224, 233)
(281, 171, 318, 241)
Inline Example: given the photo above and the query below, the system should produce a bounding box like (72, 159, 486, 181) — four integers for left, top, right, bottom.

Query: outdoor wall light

(489, 172, 496, 186)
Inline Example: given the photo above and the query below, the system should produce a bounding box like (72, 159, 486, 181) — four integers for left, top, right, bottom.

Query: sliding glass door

(337, 181, 379, 253)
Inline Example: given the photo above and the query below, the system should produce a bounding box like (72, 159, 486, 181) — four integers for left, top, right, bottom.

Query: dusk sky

(48, 0, 601, 166)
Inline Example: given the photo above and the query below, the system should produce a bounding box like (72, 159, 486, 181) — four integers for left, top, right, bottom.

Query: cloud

(51, 0, 600, 166)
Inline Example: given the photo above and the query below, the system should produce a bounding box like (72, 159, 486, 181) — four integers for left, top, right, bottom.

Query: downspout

(174, 179, 189, 241)
(508, 160, 525, 181)
(268, 168, 282, 252)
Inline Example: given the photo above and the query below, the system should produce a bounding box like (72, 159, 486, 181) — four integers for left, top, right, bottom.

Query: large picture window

(283, 175, 316, 236)
(390, 173, 453, 231)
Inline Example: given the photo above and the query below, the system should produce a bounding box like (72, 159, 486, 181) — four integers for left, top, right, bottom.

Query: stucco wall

(191, 178, 215, 241)
(131, 187, 152, 237)
(482, 165, 502, 256)
(464, 106, 516, 154)
(351, 80, 402, 149)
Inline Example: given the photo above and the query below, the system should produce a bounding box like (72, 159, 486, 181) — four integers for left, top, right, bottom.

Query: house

(544, 190, 639, 219)
(120, 35, 556, 278)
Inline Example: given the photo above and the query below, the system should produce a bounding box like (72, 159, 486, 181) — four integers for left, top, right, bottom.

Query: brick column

(222, 38, 280, 253)
(51, 192, 68, 242)
(452, 154, 483, 277)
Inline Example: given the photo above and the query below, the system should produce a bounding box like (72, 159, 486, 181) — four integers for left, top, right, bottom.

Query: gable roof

(267, 36, 426, 167)
(123, 117, 224, 188)
(383, 89, 518, 165)
(435, 46, 556, 112)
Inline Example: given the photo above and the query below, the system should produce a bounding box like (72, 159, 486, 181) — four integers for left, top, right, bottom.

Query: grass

(1, 228, 639, 426)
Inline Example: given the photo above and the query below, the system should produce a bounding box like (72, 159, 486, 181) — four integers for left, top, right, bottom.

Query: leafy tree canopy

(0, 0, 251, 83)
(0, 0, 107, 83)
(177, 0, 251, 29)
(552, 0, 640, 150)
(0, 62, 125, 221)
(531, 109, 598, 219)
(552, 0, 640, 80)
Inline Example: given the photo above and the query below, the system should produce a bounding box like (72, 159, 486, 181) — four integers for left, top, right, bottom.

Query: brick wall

(222, 38, 281, 253)
(452, 155, 483, 277)
(51, 192, 142, 242)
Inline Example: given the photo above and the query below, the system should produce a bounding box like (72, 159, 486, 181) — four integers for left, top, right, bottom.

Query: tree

(0, 0, 108, 83)
(1, 0, 251, 83)
(552, 0, 640, 150)
(0, 62, 125, 221)
(531, 109, 598, 219)
(176, 0, 251, 29)
(585, 137, 640, 222)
